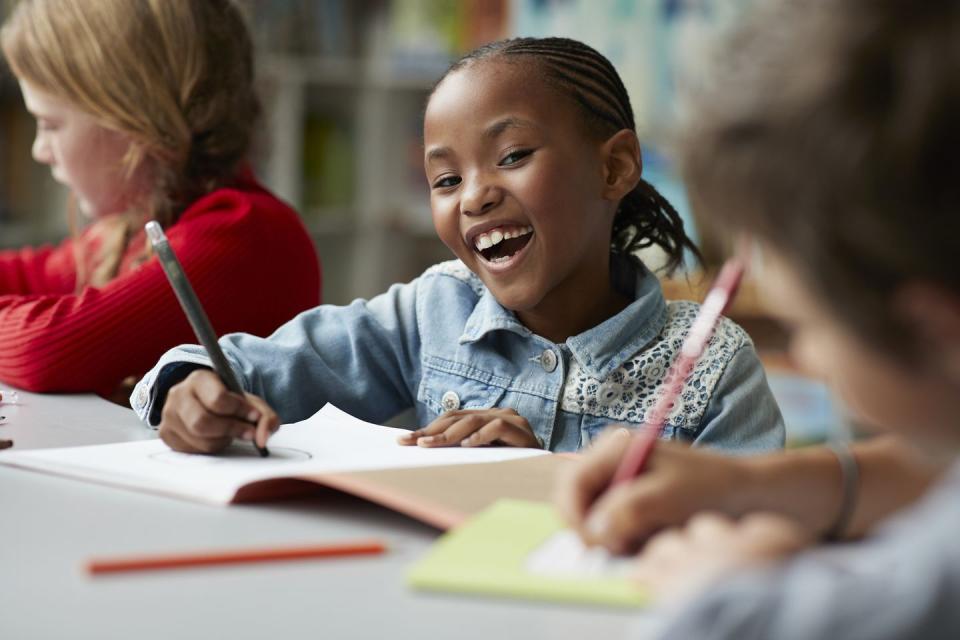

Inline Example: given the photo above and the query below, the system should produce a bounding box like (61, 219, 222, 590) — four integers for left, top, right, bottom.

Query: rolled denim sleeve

(132, 279, 423, 427)
(693, 343, 785, 453)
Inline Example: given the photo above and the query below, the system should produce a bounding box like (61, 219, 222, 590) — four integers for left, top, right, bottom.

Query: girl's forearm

(734, 436, 942, 539)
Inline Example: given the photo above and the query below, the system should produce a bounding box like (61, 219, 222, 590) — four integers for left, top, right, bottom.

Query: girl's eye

(499, 149, 533, 166)
(432, 175, 462, 189)
(36, 120, 58, 132)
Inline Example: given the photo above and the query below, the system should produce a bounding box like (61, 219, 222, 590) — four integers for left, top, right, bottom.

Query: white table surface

(0, 384, 663, 640)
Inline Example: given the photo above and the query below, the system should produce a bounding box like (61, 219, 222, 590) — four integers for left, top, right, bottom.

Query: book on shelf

(241, 0, 364, 58)
(302, 111, 355, 220)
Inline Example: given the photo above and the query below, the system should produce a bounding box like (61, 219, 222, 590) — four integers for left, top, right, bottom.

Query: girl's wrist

(718, 455, 766, 516)
(730, 449, 843, 535)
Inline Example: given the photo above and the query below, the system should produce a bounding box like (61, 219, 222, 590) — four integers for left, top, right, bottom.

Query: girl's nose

(460, 181, 503, 216)
(32, 134, 52, 165)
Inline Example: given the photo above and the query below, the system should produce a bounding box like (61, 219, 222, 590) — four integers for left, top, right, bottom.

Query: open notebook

(0, 404, 572, 530)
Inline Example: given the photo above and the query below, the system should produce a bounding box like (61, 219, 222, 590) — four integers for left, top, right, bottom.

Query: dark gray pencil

(145, 221, 268, 457)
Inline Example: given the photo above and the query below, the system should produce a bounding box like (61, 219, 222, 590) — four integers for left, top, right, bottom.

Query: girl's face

(757, 246, 960, 457)
(423, 61, 622, 327)
(20, 79, 150, 219)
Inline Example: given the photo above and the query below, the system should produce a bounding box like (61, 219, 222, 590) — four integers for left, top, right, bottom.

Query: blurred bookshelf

(243, 0, 756, 306)
(0, 72, 68, 248)
(0, 0, 748, 304)
(244, 0, 508, 306)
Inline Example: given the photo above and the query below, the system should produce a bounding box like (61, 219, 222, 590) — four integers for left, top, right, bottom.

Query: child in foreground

(557, 1, 960, 637)
(133, 38, 783, 455)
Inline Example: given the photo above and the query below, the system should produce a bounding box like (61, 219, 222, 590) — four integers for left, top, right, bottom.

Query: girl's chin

(71, 196, 98, 219)
(484, 284, 544, 314)
(74, 197, 128, 221)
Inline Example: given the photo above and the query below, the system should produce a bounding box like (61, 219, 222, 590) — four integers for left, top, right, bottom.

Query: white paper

(524, 530, 633, 578)
(0, 404, 548, 505)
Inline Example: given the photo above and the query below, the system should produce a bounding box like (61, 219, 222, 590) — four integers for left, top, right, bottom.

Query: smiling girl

(135, 38, 783, 456)
(0, 0, 320, 398)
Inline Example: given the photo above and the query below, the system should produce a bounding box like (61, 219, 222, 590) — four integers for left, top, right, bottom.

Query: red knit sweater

(0, 175, 321, 395)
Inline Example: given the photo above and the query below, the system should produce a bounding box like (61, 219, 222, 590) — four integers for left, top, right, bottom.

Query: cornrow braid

(439, 37, 701, 273)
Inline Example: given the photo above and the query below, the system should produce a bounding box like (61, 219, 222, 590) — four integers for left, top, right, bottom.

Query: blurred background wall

(0, 0, 754, 300)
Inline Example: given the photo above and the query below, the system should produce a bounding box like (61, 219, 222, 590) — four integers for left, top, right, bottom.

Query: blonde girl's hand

(633, 512, 813, 605)
(554, 428, 756, 554)
(397, 408, 541, 448)
(158, 369, 280, 454)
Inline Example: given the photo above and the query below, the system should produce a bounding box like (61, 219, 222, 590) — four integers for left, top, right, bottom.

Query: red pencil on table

(610, 257, 746, 486)
(86, 539, 387, 575)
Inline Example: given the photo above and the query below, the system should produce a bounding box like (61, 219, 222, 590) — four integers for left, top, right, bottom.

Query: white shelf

(260, 54, 364, 87)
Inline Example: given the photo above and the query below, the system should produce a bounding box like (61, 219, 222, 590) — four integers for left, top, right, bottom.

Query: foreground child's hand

(633, 512, 813, 605)
(397, 408, 541, 448)
(158, 369, 280, 454)
(555, 428, 755, 554)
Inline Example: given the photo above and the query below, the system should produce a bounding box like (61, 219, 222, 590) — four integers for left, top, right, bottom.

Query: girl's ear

(600, 129, 642, 202)
(896, 283, 960, 385)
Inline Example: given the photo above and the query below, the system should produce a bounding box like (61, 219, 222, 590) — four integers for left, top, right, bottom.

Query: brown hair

(1, 0, 260, 288)
(679, 0, 960, 357)
(434, 37, 702, 275)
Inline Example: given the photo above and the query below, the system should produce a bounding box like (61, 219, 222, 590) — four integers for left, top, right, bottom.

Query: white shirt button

(440, 390, 461, 412)
(540, 349, 558, 373)
(135, 385, 148, 409)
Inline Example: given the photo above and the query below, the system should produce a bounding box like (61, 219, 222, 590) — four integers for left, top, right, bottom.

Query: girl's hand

(397, 408, 541, 448)
(633, 512, 813, 604)
(554, 428, 755, 554)
(158, 369, 280, 454)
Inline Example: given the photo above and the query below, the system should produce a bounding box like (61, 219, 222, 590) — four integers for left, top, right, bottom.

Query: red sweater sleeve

(0, 241, 79, 295)
(0, 182, 320, 394)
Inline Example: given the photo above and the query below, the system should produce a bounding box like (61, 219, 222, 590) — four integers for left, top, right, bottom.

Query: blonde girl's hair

(1, 0, 261, 288)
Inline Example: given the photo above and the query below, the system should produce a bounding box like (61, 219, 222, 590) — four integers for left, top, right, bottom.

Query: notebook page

(0, 403, 547, 504)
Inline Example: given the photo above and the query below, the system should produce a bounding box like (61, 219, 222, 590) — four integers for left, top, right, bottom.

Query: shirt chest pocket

(418, 367, 507, 418)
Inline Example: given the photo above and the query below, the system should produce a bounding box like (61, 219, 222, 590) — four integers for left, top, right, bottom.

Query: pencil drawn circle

(150, 444, 312, 465)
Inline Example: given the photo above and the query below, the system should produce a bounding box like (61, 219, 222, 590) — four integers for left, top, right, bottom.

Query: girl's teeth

(472, 225, 534, 252)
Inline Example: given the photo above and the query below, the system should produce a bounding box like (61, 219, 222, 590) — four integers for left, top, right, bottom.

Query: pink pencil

(610, 257, 746, 486)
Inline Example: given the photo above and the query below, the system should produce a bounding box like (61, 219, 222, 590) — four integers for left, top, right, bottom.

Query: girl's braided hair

(436, 37, 701, 274)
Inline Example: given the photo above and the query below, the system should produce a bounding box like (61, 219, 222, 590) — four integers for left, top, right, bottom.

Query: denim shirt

(132, 259, 784, 453)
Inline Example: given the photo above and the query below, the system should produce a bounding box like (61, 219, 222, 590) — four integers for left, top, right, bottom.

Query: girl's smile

(466, 221, 533, 269)
(424, 61, 634, 342)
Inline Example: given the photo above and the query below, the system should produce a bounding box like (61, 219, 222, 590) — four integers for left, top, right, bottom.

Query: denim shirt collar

(460, 289, 532, 342)
(459, 260, 668, 380)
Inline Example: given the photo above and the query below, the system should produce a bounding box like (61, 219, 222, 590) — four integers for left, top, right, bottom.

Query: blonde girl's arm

(0, 241, 78, 295)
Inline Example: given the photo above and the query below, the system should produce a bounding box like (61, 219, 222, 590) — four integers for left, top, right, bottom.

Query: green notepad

(408, 499, 649, 608)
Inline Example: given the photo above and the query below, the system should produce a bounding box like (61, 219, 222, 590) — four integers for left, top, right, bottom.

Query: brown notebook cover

(233, 454, 576, 530)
